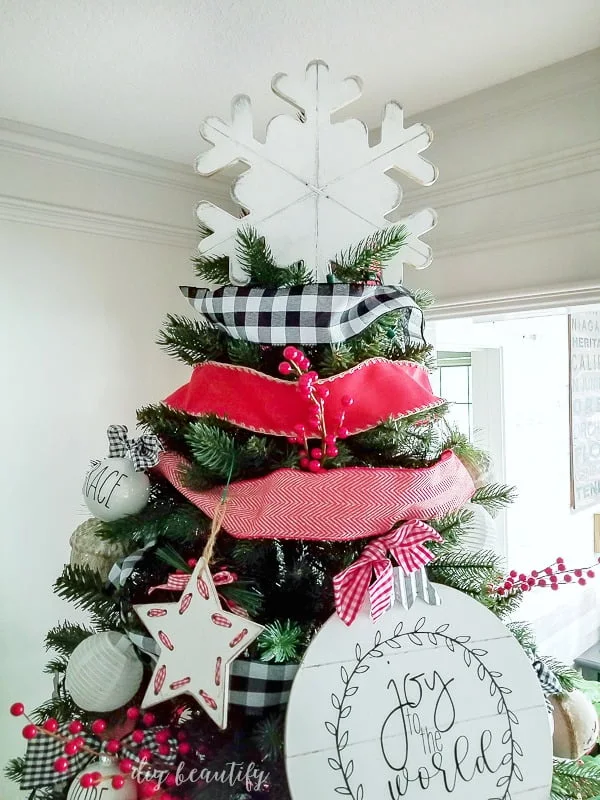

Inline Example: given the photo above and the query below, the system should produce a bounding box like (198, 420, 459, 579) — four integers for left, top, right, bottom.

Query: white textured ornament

(66, 757, 136, 800)
(461, 502, 498, 554)
(65, 632, 144, 712)
(134, 557, 264, 729)
(285, 584, 552, 800)
(82, 457, 150, 522)
(195, 60, 437, 284)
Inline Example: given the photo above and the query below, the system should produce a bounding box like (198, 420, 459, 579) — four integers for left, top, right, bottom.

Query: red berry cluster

(492, 556, 599, 597)
(278, 346, 353, 471)
(9, 703, 181, 795)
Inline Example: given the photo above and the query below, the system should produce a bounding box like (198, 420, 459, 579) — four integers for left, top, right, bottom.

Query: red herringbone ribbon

(154, 451, 475, 542)
(333, 522, 442, 626)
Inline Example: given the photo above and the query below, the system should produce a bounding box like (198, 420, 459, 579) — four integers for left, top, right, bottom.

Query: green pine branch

(157, 314, 227, 365)
(428, 550, 503, 594)
(409, 287, 436, 310)
(257, 620, 306, 663)
(332, 225, 408, 283)
(552, 757, 600, 799)
(237, 227, 312, 287)
(99, 501, 208, 548)
(471, 482, 517, 518)
(506, 621, 538, 657)
(226, 338, 263, 369)
(137, 403, 195, 453)
(53, 564, 121, 626)
(4, 757, 25, 784)
(43, 656, 69, 675)
(185, 421, 237, 479)
(429, 507, 476, 549)
(442, 427, 491, 480)
(191, 252, 231, 285)
(539, 656, 580, 692)
(45, 621, 95, 657)
(252, 713, 285, 761)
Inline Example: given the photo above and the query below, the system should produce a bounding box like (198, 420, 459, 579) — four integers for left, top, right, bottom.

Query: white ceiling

(1, 0, 599, 165)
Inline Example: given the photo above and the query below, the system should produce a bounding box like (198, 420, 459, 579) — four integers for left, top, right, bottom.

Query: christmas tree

(6, 61, 600, 800)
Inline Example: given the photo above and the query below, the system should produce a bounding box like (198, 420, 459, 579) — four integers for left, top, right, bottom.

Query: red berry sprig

(8, 703, 173, 790)
(492, 556, 599, 597)
(279, 346, 353, 471)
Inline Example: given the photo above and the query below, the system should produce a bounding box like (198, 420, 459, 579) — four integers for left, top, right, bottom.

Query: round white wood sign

(285, 584, 552, 800)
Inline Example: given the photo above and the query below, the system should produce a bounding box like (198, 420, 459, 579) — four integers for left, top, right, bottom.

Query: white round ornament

(285, 584, 552, 800)
(462, 502, 498, 553)
(65, 631, 144, 712)
(83, 457, 150, 522)
(67, 757, 136, 800)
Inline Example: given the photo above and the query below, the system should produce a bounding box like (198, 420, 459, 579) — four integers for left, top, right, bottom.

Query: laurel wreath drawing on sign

(325, 618, 523, 800)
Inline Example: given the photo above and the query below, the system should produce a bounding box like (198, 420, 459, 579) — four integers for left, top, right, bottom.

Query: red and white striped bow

(333, 521, 442, 626)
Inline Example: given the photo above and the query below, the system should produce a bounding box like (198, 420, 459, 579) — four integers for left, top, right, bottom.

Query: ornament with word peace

(285, 584, 552, 800)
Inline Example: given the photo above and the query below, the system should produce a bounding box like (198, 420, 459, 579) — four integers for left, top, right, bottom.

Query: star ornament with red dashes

(134, 557, 264, 729)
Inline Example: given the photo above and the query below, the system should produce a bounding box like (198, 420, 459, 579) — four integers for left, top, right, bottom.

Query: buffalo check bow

(333, 521, 442, 626)
(107, 424, 164, 472)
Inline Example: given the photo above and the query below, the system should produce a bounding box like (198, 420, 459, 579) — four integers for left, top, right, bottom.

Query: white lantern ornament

(65, 631, 144, 713)
(83, 425, 163, 522)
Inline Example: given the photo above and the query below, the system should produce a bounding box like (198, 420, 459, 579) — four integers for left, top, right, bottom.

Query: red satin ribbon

(333, 522, 442, 626)
(153, 450, 475, 542)
(164, 358, 444, 437)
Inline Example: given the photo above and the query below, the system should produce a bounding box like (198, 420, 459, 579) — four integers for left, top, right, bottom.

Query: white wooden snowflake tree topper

(195, 60, 438, 285)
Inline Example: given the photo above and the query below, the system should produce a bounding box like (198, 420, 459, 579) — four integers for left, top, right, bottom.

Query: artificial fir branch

(191, 252, 231, 285)
(506, 621, 538, 657)
(99, 500, 207, 548)
(252, 713, 285, 761)
(43, 656, 69, 675)
(137, 403, 196, 453)
(471, 482, 517, 517)
(428, 550, 503, 594)
(237, 227, 313, 287)
(45, 621, 95, 657)
(257, 620, 306, 663)
(185, 420, 238, 479)
(4, 757, 25, 784)
(157, 314, 227, 365)
(227, 338, 264, 369)
(551, 758, 600, 799)
(429, 507, 476, 549)
(332, 225, 408, 282)
(409, 287, 436, 310)
(53, 564, 121, 626)
(539, 656, 580, 692)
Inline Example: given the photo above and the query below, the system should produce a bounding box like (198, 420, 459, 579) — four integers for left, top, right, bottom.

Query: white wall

(402, 49, 600, 316)
(0, 123, 231, 798)
(433, 312, 600, 663)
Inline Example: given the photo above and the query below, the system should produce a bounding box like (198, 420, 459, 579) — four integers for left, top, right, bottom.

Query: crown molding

(402, 140, 600, 211)
(0, 194, 198, 248)
(417, 49, 600, 136)
(426, 283, 600, 320)
(0, 117, 232, 201)
(433, 208, 600, 259)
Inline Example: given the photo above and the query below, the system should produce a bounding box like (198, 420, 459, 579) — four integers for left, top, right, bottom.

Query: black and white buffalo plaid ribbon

(533, 659, 563, 696)
(393, 567, 441, 611)
(106, 540, 161, 658)
(180, 283, 426, 346)
(107, 424, 163, 471)
(21, 723, 177, 790)
(229, 660, 298, 715)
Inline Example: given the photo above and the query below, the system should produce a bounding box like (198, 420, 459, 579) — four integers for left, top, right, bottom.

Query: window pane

(447, 404, 471, 438)
(440, 365, 471, 404)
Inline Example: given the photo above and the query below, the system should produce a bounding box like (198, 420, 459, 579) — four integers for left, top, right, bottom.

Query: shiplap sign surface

(194, 60, 438, 285)
(285, 585, 552, 800)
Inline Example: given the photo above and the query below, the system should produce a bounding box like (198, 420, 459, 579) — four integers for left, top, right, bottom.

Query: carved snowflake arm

(272, 60, 363, 120)
(369, 102, 437, 185)
(195, 95, 262, 176)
